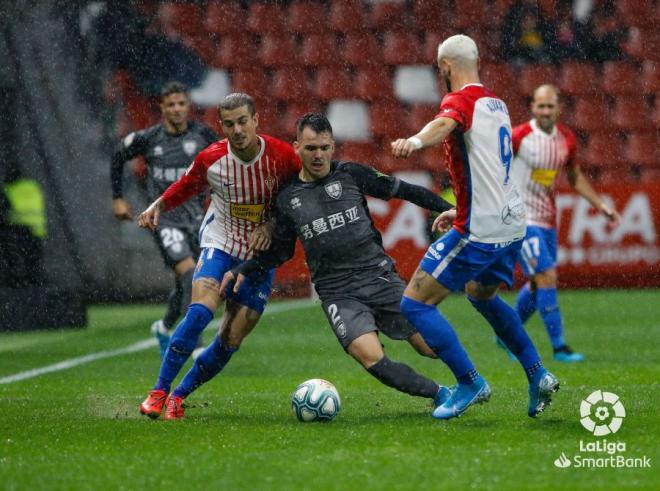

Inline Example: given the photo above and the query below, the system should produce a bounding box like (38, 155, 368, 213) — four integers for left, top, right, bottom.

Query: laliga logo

(580, 390, 626, 436)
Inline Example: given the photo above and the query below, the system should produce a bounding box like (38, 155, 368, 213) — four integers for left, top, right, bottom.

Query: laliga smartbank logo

(553, 390, 651, 470)
(579, 390, 625, 436)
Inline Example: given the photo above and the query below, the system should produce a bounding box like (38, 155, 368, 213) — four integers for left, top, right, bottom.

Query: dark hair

(218, 92, 256, 117)
(296, 113, 333, 138)
(160, 81, 188, 101)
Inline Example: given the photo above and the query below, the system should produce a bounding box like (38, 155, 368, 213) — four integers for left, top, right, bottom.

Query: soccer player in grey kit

(110, 82, 217, 357)
(204, 113, 456, 413)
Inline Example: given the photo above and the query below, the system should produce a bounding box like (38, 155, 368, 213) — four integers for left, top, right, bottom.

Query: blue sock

(154, 303, 213, 393)
(172, 336, 238, 398)
(400, 296, 478, 384)
(468, 295, 542, 381)
(537, 288, 565, 349)
(515, 284, 537, 324)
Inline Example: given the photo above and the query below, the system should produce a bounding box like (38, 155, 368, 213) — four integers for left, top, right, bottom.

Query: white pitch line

(0, 299, 317, 385)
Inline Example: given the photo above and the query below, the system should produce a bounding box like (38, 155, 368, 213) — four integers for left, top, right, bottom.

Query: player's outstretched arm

(567, 166, 621, 226)
(137, 198, 165, 231)
(391, 117, 458, 158)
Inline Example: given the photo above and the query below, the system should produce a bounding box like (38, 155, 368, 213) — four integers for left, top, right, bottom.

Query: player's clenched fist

(219, 269, 246, 296)
(391, 137, 421, 158)
(137, 198, 165, 231)
(432, 209, 456, 233)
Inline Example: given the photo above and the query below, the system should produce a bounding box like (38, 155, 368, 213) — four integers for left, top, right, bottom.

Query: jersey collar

(459, 83, 484, 90)
(228, 135, 265, 165)
(530, 118, 557, 138)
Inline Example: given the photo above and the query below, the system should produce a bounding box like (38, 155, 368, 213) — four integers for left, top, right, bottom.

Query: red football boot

(163, 394, 185, 420)
(139, 389, 167, 419)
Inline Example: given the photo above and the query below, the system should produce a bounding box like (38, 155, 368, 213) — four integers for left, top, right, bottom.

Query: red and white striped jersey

(436, 84, 526, 243)
(161, 134, 301, 260)
(511, 120, 577, 228)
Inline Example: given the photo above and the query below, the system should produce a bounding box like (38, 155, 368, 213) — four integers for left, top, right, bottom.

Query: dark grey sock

(367, 356, 440, 399)
(162, 281, 183, 329)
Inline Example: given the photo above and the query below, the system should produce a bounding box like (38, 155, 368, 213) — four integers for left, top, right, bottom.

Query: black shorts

(153, 222, 200, 268)
(320, 270, 416, 350)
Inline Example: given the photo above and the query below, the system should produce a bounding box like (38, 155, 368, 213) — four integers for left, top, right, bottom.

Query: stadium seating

(601, 62, 641, 96)
(559, 62, 598, 96)
(287, 1, 328, 34)
(640, 61, 659, 94)
(571, 96, 610, 133)
(301, 34, 341, 67)
(582, 133, 625, 168)
(247, 3, 286, 33)
(326, 100, 370, 142)
(328, 0, 365, 33)
(624, 132, 659, 167)
(258, 35, 300, 67)
(312, 67, 354, 101)
(368, 1, 408, 30)
(383, 32, 425, 66)
(393, 66, 441, 104)
(611, 97, 651, 132)
(204, 2, 244, 36)
(342, 33, 382, 67)
(354, 68, 395, 102)
(212, 36, 255, 69)
(231, 68, 269, 100)
(369, 102, 407, 139)
(270, 68, 312, 102)
(113, 0, 659, 181)
(518, 64, 559, 96)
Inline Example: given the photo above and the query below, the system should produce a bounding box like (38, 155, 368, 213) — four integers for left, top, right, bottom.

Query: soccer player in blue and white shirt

(391, 35, 559, 420)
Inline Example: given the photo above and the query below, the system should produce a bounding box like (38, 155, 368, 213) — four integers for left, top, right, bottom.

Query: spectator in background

(502, 1, 556, 65)
(93, 2, 206, 95)
(580, 9, 624, 63)
(554, 4, 585, 60)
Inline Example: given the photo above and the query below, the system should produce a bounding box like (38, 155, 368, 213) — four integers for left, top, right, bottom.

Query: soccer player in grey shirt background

(207, 113, 456, 415)
(110, 81, 218, 357)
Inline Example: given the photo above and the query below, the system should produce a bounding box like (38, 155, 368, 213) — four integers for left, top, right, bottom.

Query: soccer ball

(291, 379, 341, 422)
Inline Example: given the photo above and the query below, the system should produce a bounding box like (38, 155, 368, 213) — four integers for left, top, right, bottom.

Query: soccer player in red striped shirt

(137, 93, 301, 419)
(510, 84, 620, 362)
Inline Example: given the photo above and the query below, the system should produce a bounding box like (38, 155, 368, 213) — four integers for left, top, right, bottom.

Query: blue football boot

(433, 385, 453, 407)
(150, 319, 171, 359)
(553, 345, 584, 363)
(432, 375, 491, 420)
(528, 369, 560, 417)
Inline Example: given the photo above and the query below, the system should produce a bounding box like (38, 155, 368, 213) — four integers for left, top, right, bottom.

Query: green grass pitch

(1, 290, 658, 490)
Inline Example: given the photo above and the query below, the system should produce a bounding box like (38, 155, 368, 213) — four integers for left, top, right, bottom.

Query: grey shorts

(153, 223, 200, 268)
(320, 271, 416, 350)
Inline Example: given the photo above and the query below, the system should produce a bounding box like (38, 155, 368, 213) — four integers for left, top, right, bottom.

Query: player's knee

(465, 281, 498, 301)
(535, 269, 557, 288)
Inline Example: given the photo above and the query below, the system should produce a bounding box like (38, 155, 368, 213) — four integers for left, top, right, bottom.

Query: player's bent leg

(152, 278, 220, 395)
(166, 300, 260, 414)
(347, 332, 444, 403)
(400, 269, 479, 386)
(465, 281, 560, 417)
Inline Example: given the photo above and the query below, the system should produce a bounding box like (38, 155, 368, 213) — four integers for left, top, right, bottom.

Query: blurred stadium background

(0, 0, 658, 330)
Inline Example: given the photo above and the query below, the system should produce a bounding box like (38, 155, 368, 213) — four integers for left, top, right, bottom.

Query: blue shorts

(419, 229, 522, 292)
(519, 226, 557, 277)
(193, 247, 275, 314)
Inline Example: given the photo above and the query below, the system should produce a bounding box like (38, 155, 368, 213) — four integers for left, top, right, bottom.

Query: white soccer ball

(291, 379, 341, 422)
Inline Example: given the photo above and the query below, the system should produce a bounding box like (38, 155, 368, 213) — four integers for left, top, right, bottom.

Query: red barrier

(274, 174, 660, 294)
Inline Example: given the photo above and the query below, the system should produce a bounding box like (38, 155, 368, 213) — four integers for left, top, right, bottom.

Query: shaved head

(437, 34, 479, 65)
(533, 84, 560, 103)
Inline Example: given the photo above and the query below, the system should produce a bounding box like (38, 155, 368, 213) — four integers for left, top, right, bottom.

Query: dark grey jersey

(241, 161, 452, 297)
(111, 121, 218, 226)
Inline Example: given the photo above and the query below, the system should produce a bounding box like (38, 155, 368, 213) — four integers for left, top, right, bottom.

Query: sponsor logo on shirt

(531, 168, 559, 187)
(230, 203, 265, 223)
(299, 206, 360, 239)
